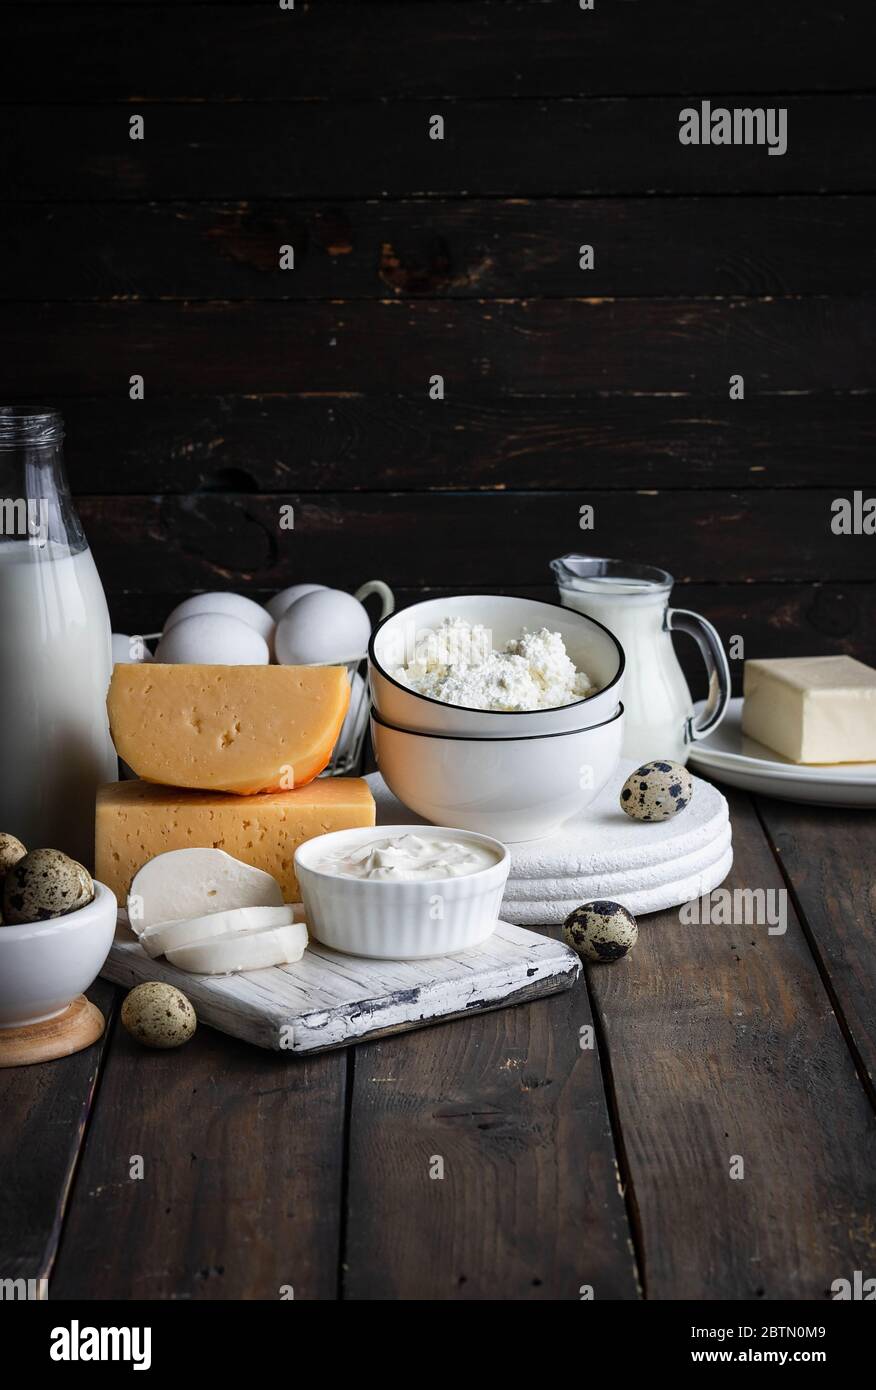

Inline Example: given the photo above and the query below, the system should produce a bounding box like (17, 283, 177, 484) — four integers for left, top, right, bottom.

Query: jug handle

(665, 608, 731, 744)
(354, 579, 395, 621)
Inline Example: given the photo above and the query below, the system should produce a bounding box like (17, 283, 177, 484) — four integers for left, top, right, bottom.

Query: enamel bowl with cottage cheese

(368, 594, 624, 737)
(295, 825, 510, 958)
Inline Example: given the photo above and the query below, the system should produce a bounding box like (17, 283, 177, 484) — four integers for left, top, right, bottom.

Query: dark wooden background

(3, 0, 875, 693)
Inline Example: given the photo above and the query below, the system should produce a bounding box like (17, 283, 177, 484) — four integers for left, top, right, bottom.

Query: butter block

(95, 777, 375, 904)
(107, 663, 350, 794)
(742, 656, 876, 764)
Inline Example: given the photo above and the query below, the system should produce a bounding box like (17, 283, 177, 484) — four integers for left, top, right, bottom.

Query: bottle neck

(0, 410, 86, 553)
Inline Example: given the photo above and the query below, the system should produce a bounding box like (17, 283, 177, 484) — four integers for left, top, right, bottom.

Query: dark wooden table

(2, 784, 874, 1301)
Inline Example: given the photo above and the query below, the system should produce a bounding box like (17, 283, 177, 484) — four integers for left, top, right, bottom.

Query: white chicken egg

(112, 633, 153, 664)
(274, 588, 371, 665)
(163, 592, 275, 646)
(264, 583, 326, 624)
(155, 613, 270, 665)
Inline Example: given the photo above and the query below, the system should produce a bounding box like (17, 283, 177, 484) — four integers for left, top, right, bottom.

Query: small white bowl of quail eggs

(0, 834, 116, 1028)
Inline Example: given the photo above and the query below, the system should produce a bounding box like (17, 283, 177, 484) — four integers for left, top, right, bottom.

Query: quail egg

(619, 760, 693, 822)
(155, 612, 270, 665)
(563, 900, 639, 963)
(121, 981, 197, 1049)
(3, 848, 94, 924)
(274, 588, 371, 665)
(0, 832, 27, 881)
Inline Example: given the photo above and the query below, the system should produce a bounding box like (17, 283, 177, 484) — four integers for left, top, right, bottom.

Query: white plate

(688, 698, 876, 807)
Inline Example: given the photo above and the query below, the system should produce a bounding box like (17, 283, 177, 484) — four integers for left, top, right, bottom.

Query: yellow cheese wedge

(95, 777, 376, 904)
(107, 663, 351, 794)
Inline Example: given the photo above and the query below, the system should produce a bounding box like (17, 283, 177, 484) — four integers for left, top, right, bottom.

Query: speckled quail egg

(0, 833, 26, 924)
(274, 588, 371, 665)
(155, 612, 270, 665)
(164, 591, 276, 645)
(619, 760, 693, 822)
(121, 981, 197, 1049)
(563, 900, 639, 963)
(264, 583, 326, 624)
(0, 832, 27, 881)
(2, 848, 94, 924)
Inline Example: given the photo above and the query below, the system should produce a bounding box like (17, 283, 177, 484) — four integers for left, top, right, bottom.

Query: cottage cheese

(391, 617, 593, 712)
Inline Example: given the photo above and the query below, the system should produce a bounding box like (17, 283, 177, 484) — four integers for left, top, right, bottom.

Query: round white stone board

(367, 762, 733, 920)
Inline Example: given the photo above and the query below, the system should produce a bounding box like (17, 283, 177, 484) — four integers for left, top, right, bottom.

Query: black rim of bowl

(370, 701, 625, 743)
(367, 593, 626, 719)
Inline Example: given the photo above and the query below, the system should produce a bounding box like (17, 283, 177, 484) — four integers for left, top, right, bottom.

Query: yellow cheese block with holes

(95, 777, 376, 904)
(107, 663, 350, 794)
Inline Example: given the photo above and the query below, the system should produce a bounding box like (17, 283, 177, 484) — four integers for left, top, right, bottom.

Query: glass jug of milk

(551, 554, 730, 765)
(0, 409, 117, 866)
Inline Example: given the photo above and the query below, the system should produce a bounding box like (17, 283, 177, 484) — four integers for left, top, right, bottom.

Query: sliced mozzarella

(140, 904, 298, 959)
(127, 848, 284, 934)
(166, 922, 308, 975)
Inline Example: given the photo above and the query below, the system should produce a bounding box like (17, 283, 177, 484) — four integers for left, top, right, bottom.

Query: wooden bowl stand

(0, 995, 105, 1067)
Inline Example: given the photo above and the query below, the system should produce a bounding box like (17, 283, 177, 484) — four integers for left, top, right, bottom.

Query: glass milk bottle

(0, 409, 117, 867)
(551, 554, 730, 766)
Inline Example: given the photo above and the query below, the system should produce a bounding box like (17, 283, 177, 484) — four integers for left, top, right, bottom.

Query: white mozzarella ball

(164, 592, 275, 646)
(112, 633, 153, 664)
(264, 583, 326, 624)
(274, 588, 371, 665)
(155, 613, 270, 665)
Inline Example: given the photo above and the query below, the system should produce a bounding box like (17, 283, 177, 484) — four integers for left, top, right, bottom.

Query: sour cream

(318, 832, 498, 882)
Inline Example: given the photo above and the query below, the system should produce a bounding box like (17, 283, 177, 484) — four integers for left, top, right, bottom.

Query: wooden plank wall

(3, 0, 874, 693)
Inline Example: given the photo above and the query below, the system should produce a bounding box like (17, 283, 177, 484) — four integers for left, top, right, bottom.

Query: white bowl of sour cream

(294, 825, 509, 959)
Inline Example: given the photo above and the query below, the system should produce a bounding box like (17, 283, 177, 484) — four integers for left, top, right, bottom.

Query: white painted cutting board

(102, 919, 580, 1055)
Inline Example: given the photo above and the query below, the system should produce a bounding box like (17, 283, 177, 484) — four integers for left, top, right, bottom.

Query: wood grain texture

(7, 197, 875, 301)
(755, 799, 876, 1103)
(0, 980, 116, 1286)
(585, 791, 876, 1300)
(48, 392, 876, 494)
(74, 491, 876, 590)
(6, 2, 871, 99)
(5, 98, 874, 201)
(343, 960, 640, 1299)
(5, 299, 876, 395)
(4, 0, 875, 1309)
(50, 1014, 347, 1299)
(101, 920, 581, 1054)
(103, 584, 876, 697)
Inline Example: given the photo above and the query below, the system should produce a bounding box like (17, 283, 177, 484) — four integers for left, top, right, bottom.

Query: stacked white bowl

(367, 595, 626, 841)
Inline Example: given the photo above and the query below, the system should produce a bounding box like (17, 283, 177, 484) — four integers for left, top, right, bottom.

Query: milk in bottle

(0, 410, 117, 866)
